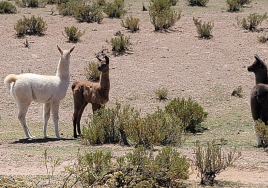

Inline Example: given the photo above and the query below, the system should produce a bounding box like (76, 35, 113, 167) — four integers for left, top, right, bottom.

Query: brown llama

(250, 83, 268, 146)
(72, 54, 110, 138)
(248, 54, 268, 84)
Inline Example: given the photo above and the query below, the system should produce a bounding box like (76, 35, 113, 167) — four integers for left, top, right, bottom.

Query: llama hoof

(28, 135, 35, 139)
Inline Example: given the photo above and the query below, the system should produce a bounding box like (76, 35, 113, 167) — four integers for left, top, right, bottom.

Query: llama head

(248, 54, 267, 74)
(96, 54, 109, 72)
(57, 45, 75, 61)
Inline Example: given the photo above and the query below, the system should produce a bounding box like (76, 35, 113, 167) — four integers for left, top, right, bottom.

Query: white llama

(4, 45, 75, 139)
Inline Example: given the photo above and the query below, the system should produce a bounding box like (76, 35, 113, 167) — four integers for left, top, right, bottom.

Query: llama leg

(73, 97, 87, 138)
(77, 102, 88, 137)
(51, 102, 61, 139)
(253, 121, 262, 146)
(17, 102, 35, 138)
(43, 103, 51, 138)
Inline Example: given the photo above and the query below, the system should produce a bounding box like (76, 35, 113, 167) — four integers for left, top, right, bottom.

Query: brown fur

(248, 54, 268, 85)
(72, 55, 110, 138)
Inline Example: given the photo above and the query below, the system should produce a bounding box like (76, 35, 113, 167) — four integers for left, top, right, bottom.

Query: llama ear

(104, 56, 109, 64)
(57, 45, 63, 55)
(254, 54, 261, 61)
(70, 46, 75, 53)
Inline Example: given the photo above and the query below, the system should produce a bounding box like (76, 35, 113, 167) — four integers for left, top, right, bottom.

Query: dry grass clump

(121, 16, 140, 32)
(62, 26, 85, 43)
(193, 17, 214, 39)
(236, 13, 268, 31)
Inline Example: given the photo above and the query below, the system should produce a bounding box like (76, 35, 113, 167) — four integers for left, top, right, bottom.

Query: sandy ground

(1, 0, 268, 186)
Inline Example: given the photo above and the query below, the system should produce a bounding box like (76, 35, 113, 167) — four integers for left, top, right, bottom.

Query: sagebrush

(14, 15, 47, 36)
(15, 0, 46, 8)
(187, 0, 209, 6)
(193, 17, 214, 39)
(84, 61, 101, 82)
(154, 87, 168, 100)
(104, 0, 126, 18)
(149, 0, 181, 31)
(63, 26, 84, 42)
(121, 16, 140, 32)
(107, 33, 132, 54)
(237, 13, 268, 31)
(194, 139, 241, 186)
(0, 1, 17, 14)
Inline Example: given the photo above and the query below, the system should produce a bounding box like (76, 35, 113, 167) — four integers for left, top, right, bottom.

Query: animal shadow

(11, 137, 75, 144)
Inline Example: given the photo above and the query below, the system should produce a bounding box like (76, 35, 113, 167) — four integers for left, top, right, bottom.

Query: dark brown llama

(250, 83, 268, 146)
(72, 55, 110, 138)
(248, 54, 268, 84)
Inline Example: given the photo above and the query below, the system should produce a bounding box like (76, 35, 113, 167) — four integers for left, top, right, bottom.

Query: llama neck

(256, 72, 268, 84)
(99, 70, 110, 93)
(56, 58, 70, 81)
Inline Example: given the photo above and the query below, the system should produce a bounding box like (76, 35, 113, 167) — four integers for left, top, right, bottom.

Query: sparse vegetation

(193, 17, 214, 39)
(107, 33, 132, 54)
(149, 0, 181, 31)
(14, 15, 47, 37)
(194, 139, 241, 186)
(258, 34, 268, 43)
(237, 13, 268, 31)
(226, 0, 252, 12)
(169, 0, 179, 6)
(255, 120, 268, 147)
(62, 26, 84, 42)
(0, 1, 17, 14)
(104, 0, 126, 18)
(231, 86, 243, 98)
(84, 61, 101, 82)
(74, 1, 104, 23)
(154, 87, 168, 100)
(187, 0, 209, 6)
(121, 16, 140, 32)
(63, 146, 190, 187)
(15, 0, 46, 8)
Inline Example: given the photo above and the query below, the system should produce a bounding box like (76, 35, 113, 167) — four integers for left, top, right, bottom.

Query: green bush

(194, 140, 241, 186)
(164, 97, 208, 133)
(154, 87, 168, 100)
(193, 17, 214, 39)
(255, 120, 268, 147)
(63, 26, 84, 42)
(15, 0, 46, 7)
(187, 0, 209, 6)
(82, 102, 185, 148)
(74, 1, 104, 23)
(63, 146, 190, 187)
(104, 0, 126, 18)
(237, 13, 268, 31)
(84, 61, 101, 82)
(149, 0, 181, 31)
(121, 16, 140, 32)
(57, 0, 78, 16)
(14, 15, 47, 36)
(226, 0, 241, 12)
(0, 1, 17, 14)
(107, 33, 132, 54)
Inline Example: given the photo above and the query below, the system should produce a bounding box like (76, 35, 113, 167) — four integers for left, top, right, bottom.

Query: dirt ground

(1, 0, 268, 186)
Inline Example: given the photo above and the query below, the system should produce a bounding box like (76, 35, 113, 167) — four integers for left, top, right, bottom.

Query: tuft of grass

(84, 61, 101, 82)
(14, 15, 47, 37)
(103, 0, 126, 18)
(255, 120, 268, 147)
(149, 0, 181, 31)
(231, 86, 243, 98)
(62, 26, 84, 43)
(237, 13, 268, 31)
(258, 34, 268, 43)
(121, 16, 140, 32)
(0, 1, 17, 14)
(193, 17, 214, 39)
(107, 33, 132, 54)
(154, 87, 168, 100)
(194, 139, 241, 186)
(187, 0, 209, 7)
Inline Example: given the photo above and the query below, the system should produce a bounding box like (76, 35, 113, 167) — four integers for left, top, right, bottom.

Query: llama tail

(4, 74, 18, 91)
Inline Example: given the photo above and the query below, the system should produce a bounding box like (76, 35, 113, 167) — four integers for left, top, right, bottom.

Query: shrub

(187, 0, 209, 6)
(231, 85, 243, 98)
(14, 15, 47, 36)
(239, 0, 252, 6)
(63, 146, 190, 187)
(104, 0, 126, 18)
(82, 102, 185, 147)
(121, 16, 140, 32)
(149, 0, 181, 31)
(107, 33, 132, 54)
(84, 61, 101, 82)
(62, 26, 84, 42)
(193, 17, 214, 39)
(0, 1, 17, 14)
(154, 87, 168, 100)
(57, 0, 79, 16)
(255, 120, 268, 147)
(258, 34, 268, 43)
(164, 97, 208, 133)
(169, 0, 178, 6)
(194, 140, 241, 186)
(237, 13, 268, 31)
(74, 1, 104, 23)
(15, 0, 46, 8)
(226, 0, 241, 12)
